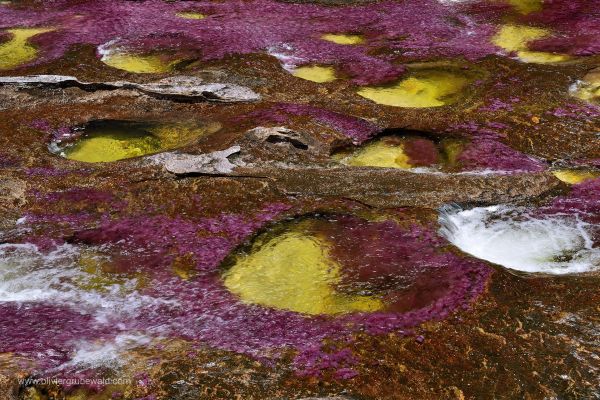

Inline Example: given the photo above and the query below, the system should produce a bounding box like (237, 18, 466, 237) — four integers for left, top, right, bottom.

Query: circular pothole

(356, 68, 475, 108)
(0, 27, 54, 70)
(222, 215, 485, 315)
(332, 134, 467, 171)
(50, 119, 221, 163)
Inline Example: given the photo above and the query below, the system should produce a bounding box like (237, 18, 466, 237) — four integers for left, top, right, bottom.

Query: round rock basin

(332, 135, 466, 170)
(292, 65, 337, 83)
(356, 68, 475, 108)
(51, 119, 220, 163)
(222, 215, 490, 315)
(571, 67, 600, 104)
(0, 27, 54, 70)
(491, 24, 570, 64)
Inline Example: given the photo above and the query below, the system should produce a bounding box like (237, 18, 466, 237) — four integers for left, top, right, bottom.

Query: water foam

(0, 243, 160, 319)
(439, 205, 600, 274)
(61, 334, 153, 371)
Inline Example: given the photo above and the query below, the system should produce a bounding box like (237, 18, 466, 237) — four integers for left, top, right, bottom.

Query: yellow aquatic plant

(335, 139, 412, 169)
(0, 27, 54, 70)
(357, 71, 470, 108)
(508, 0, 542, 15)
(321, 33, 364, 45)
(223, 231, 383, 315)
(102, 52, 178, 74)
(64, 134, 161, 163)
(292, 65, 337, 83)
(492, 24, 569, 64)
(572, 69, 600, 103)
(552, 170, 600, 185)
(176, 11, 206, 20)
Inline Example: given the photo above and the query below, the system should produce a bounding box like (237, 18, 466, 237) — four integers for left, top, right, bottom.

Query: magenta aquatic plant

(458, 139, 546, 173)
(242, 103, 381, 144)
(0, 0, 503, 83)
(524, 0, 600, 56)
(1, 190, 492, 379)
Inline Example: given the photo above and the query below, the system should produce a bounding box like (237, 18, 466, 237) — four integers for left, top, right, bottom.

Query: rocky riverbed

(0, 0, 599, 399)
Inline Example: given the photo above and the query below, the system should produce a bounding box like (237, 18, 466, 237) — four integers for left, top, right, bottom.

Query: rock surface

(0, 0, 599, 399)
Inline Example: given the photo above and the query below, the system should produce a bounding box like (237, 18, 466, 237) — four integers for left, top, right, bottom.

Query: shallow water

(292, 65, 337, 83)
(357, 70, 472, 107)
(0, 27, 54, 70)
(492, 24, 570, 64)
(223, 223, 383, 315)
(51, 120, 220, 163)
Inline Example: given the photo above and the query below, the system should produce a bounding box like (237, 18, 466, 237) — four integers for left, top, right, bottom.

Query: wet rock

(238, 167, 560, 208)
(295, 397, 354, 400)
(0, 75, 261, 102)
(133, 76, 261, 102)
(239, 126, 328, 165)
(148, 146, 242, 175)
(244, 127, 316, 151)
(0, 374, 18, 400)
(0, 177, 26, 209)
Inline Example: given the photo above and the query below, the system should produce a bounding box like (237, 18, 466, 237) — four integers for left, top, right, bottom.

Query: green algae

(57, 120, 220, 163)
(0, 27, 54, 70)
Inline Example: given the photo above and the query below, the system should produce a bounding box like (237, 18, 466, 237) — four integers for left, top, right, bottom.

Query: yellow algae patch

(492, 24, 570, 64)
(321, 33, 364, 45)
(572, 69, 600, 103)
(334, 138, 412, 169)
(64, 133, 161, 163)
(292, 65, 337, 83)
(552, 170, 600, 185)
(176, 11, 206, 20)
(357, 70, 470, 108)
(508, 0, 543, 15)
(440, 138, 466, 168)
(102, 52, 178, 74)
(223, 231, 383, 315)
(0, 27, 54, 70)
(60, 120, 218, 163)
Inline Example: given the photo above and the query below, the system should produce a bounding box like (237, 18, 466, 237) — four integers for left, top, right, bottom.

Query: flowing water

(439, 205, 600, 274)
